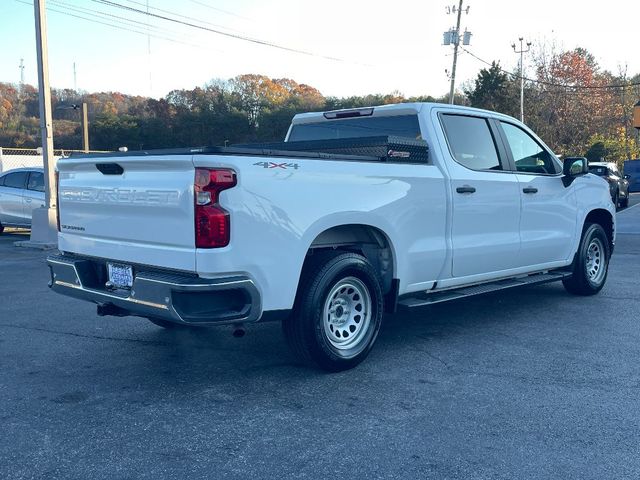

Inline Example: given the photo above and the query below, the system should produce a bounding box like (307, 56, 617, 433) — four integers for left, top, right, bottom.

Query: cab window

(500, 122, 559, 174)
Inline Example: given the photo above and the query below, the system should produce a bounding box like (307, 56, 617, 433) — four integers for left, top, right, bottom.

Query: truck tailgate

(57, 155, 196, 271)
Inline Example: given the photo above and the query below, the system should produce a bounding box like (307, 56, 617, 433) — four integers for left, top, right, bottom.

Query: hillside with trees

(1, 47, 639, 166)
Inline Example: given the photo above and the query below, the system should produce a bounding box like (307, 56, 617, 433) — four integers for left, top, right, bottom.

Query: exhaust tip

(232, 324, 246, 338)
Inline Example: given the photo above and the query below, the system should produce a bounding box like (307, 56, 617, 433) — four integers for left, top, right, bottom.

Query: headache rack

(235, 136, 429, 163)
(66, 136, 429, 164)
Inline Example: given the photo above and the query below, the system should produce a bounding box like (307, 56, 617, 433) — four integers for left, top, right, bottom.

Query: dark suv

(588, 161, 630, 208)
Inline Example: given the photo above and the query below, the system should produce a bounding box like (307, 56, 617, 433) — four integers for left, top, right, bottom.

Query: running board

(398, 271, 572, 309)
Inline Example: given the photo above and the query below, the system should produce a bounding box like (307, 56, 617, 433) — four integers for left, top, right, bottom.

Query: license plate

(107, 263, 134, 288)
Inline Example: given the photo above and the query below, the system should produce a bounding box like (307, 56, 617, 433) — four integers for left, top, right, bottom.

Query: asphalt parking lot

(2, 196, 640, 480)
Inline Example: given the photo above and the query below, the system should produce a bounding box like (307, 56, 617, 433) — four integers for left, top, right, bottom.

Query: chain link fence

(0, 147, 110, 173)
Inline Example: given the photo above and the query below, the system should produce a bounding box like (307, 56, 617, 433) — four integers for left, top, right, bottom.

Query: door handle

(25, 198, 32, 203)
(522, 187, 538, 194)
(456, 185, 476, 194)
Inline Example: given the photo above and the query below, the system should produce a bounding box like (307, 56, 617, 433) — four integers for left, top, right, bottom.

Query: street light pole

(28, 0, 58, 245)
(512, 37, 531, 123)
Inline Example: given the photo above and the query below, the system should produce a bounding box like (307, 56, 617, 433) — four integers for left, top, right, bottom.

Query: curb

(13, 241, 57, 250)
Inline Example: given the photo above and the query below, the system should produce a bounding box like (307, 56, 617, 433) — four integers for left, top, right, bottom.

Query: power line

(48, 0, 189, 38)
(117, 0, 248, 35)
(462, 47, 640, 90)
(90, 0, 358, 64)
(13, 0, 220, 51)
(186, 0, 253, 22)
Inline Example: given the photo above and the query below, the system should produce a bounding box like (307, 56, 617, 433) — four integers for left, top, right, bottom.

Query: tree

(529, 47, 617, 156)
(586, 130, 640, 167)
(464, 61, 518, 116)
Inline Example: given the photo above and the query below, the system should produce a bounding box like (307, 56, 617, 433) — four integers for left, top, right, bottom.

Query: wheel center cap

(331, 299, 351, 326)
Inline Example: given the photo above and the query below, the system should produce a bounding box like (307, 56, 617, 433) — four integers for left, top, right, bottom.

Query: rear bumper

(47, 253, 261, 326)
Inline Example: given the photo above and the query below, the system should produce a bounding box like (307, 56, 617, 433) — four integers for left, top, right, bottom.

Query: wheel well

(306, 225, 395, 295)
(585, 209, 614, 250)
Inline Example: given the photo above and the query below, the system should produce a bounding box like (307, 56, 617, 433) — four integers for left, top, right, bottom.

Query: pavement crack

(412, 336, 451, 369)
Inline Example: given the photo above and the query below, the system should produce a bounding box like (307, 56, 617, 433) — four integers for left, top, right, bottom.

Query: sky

(1, 0, 639, 100)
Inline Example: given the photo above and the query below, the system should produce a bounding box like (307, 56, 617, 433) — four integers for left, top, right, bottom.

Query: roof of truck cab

(290, 102, 520, 125)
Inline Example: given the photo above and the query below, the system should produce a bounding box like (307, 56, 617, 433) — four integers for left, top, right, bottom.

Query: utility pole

(443, 1, 471, 105)
(81, 102, 89, 152)
(73, 61, 77, 91)
(512, 37, 531, 123)
(29, 0, 58, 245)
(19, 58, 25, 88)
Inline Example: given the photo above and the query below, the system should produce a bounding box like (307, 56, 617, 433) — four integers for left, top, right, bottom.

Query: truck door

(439, 113, 522, 278)
(497, 121, 578, 266)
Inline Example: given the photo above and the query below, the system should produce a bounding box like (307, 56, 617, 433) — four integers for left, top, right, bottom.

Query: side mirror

(562, 157, 588, 186)
(563, 157, 588, 176)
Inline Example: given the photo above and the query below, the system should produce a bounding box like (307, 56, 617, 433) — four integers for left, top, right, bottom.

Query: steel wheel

(563, 222, 610, 296)
(322, 276, 372, 350)
(282, 252, 384, 371)
(585, 237, 605, 285)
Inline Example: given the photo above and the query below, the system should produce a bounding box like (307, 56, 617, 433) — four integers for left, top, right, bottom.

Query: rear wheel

(282, 252, 384, 372)
(562, 222, 610, 296)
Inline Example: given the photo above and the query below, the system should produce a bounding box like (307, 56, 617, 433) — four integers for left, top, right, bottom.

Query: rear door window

(440, 114, 503, 171)
(2, 171, 28, 189)
(589, 166, 607, 176)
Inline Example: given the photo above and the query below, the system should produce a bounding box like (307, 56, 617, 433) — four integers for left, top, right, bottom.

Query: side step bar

(398, 271, 571, 310)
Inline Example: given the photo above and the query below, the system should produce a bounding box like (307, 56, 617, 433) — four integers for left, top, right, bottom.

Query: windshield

(288, 114, 422, 142)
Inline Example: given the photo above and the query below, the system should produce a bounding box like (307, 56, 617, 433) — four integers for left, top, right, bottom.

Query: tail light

(55, 170, 60, 232)
(194, 168, 236, 248)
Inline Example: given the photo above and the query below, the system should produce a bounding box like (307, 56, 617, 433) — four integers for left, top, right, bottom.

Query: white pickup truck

(48, 103, 615, 371)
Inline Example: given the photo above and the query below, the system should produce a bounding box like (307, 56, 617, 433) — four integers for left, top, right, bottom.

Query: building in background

(623, 159, 640, 192)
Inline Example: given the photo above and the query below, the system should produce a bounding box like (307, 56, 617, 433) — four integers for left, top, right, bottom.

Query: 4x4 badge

(253, 161, 300, 170)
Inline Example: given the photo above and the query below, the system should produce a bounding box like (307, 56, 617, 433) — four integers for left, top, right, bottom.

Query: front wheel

(282, 252, 384, 372)
(562, 223, 610, 295)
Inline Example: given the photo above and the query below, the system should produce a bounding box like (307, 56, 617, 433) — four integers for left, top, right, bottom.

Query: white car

(47, 103, 615, 371)
(0, 168, 46, 234)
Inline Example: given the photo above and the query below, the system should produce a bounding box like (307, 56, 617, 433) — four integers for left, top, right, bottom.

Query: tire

(620, 195, 629, 208)
(562, 223, 610, 296)
(282, 251, 384, 372)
